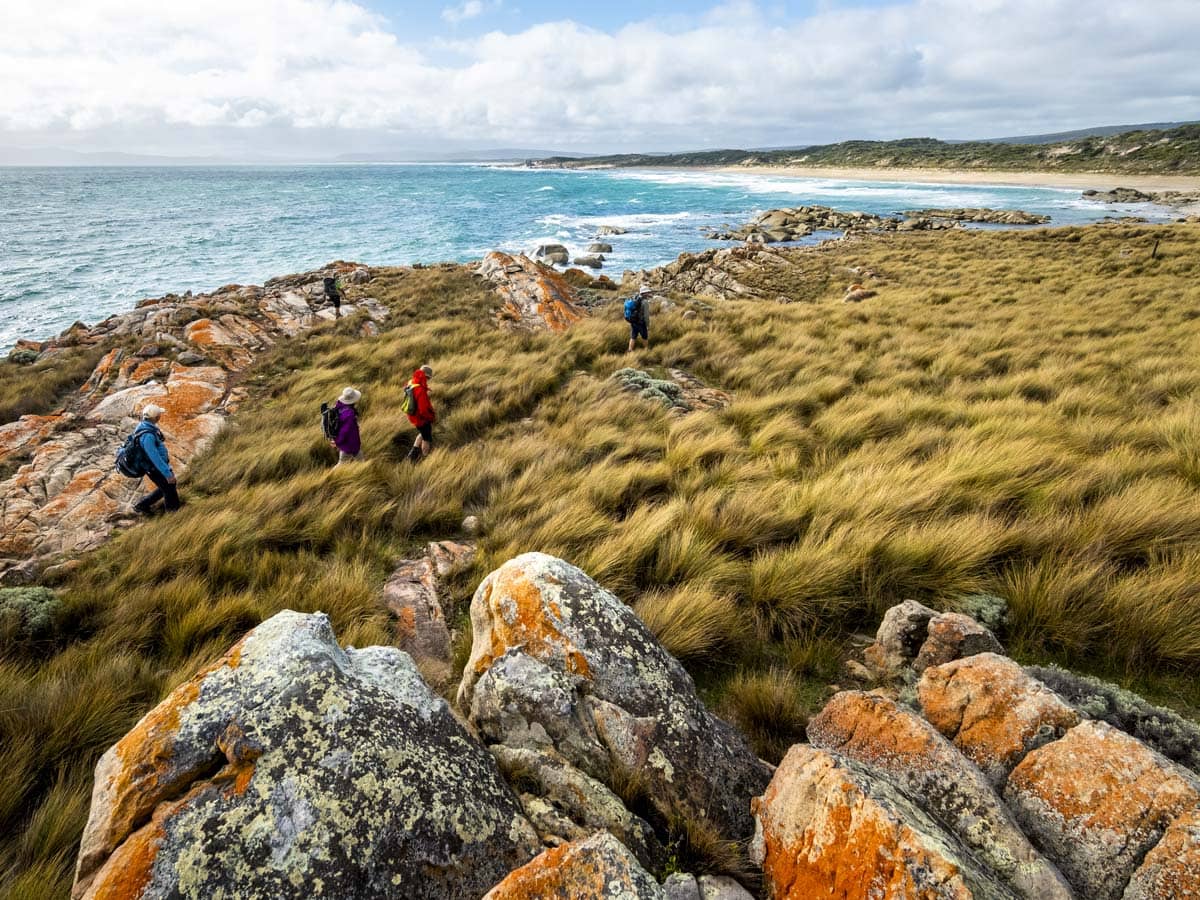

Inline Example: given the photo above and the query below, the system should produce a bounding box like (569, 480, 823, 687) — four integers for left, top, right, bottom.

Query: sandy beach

(713, 164, 1200, 193)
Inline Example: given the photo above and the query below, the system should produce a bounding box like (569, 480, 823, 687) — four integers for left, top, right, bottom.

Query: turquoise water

(0, 164, 1177, 350)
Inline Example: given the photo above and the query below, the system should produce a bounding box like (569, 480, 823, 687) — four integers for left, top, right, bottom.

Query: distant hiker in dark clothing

(403, 366, 436, 463)
(624, 284, 652, 352)
(132, 404, 181, 515)
(323, 276, 342, 317)
(330, 387, 363, 464)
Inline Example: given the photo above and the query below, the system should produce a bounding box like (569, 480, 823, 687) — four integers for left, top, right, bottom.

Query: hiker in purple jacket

(330, 387, 363, 464)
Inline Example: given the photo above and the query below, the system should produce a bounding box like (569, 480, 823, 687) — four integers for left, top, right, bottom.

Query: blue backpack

(623, 297, 643, 323)
(115, 428, 151, 478)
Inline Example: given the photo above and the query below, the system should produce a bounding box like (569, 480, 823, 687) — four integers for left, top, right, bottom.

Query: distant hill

(530, 124, 1200, 175)
(982, 122, 1199, 145)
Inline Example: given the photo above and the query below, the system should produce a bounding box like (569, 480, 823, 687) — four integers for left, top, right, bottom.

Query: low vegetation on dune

(4, 223, 1200, 895)
(535, 122, 1200, 174)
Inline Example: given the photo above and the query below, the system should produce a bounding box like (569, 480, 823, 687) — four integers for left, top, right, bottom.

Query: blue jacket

(134, 421, 174, 479)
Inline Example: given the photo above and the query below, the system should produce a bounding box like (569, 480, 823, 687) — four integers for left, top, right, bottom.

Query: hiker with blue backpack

(624, 284, 652, 352)
(116, 404, 180, 515)
(321, 387, 363, 464)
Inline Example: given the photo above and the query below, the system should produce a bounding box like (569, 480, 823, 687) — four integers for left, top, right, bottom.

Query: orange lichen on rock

(82, 813, 167, 900)
(1004, 720, 1200, 899)
(1124, 804, 1200, 900)
(103, 681, 202, 854)
(481, 832, 659, 899)
(754, 745, 977, 899)
(472, 565, 591, 681)
(0, 414, 63, 460)
(918, 652, 1079, 786)
(477, 251, 586, 333)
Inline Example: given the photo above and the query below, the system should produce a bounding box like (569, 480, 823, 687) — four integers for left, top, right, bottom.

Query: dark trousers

(136, 467, 180, 512)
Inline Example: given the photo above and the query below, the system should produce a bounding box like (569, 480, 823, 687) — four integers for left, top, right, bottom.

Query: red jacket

(406, 368, 436, 427)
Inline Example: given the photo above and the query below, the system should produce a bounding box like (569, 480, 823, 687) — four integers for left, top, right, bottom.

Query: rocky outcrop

(807, 692, 1071, 899)
(0, 265, 387, 581)
(913, 611, 1004, 673)
(533, 243, 570, 265)
(634, 243, 834, 302)
(1083, 187, 1200, 208)
(1005, 720, 1200, 900)
(704, 206, 896, 242)
(482, 832, 664, 900)
(476, 251, 587, 332)
(459, 553, 771, 844)
(663, 874, 755, 899)
(862, 598, 938, 678)
(380, 539, 476, 684)
(73, 609, 540, 900)
(611, 368, 732, 415)
(903, 208, 1050, 225)
(490, 744, 664, 871)
(753, 596, 1200, 899)
(919, 653, 1082, 787)
(751, 744, 1018, 899)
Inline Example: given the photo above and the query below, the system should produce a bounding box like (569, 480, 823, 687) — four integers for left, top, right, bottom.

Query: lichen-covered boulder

(1029, 664, 1200, 775)
(1122, 805, 1200, 900)
(1004, 720, 1200, 900)
(459, 553, 771, 842)
(807, 691, 1071, 899)
(490, 744, 664, 871)
(918, 653, 1080, 787)
(863, 599, 938, 678)
(751, 744, 1017, 899)
(73, 610, 539, 900)
(482, 831, 665, 900)
(913, 611, 1004, 673)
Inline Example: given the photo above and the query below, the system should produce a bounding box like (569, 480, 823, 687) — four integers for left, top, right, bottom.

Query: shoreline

(708, 164, 1200, 193)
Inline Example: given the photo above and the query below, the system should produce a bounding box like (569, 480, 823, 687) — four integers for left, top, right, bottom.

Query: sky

(2, 0, 1198, 159)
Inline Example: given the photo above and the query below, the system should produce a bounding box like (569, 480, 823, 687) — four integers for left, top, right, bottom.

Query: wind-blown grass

(3, 224, 1200, 893)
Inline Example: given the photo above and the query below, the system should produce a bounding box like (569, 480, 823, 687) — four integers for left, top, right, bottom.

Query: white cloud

(1, 0, 1198, 154)
(442, 1, 487, 25)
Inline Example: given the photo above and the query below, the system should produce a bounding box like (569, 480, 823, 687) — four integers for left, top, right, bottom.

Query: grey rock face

(862, 598, 938, 678)
(459, 553, 771, 842)
(73, 610, 539, 900)
(913, 611, 1004, 673)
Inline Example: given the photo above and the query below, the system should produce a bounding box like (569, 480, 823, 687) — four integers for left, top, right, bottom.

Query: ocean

(0, 164, 1178, 350)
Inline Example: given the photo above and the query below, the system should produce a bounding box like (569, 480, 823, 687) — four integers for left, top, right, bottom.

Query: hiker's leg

(161, 481, 181, 512)
(407, 436, 422, 463)
(136, 469, 168, 512)
(419, 424, 433, 458)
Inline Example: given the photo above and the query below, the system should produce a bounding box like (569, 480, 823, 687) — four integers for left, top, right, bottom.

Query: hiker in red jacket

(405, 365, 436, 463)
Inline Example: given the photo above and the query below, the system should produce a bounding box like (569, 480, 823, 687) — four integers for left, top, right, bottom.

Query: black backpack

(115, 428, 151, 478)
(320, 402, 340, 441)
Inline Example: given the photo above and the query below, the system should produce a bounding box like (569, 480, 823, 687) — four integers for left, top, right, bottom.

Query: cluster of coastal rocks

(70, 551, 1200, 899)
(703, 205, 1050, 243)
(0, 265, 386, 585)
(474, 251, 587, 332)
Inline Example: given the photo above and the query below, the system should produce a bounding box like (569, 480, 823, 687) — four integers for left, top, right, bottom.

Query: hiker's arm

(418, 388, 435, 422)
(140, 433, 175, 480)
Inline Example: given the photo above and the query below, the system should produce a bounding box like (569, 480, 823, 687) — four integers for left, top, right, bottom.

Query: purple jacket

(333, 401, 360, 455)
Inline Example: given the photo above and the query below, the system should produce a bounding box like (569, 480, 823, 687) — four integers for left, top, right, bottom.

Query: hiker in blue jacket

(624, 284, 652, 352)
(132, 404, 180, 515)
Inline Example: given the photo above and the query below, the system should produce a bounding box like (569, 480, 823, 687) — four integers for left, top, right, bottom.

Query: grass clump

(0, 588, 62, 655)
(0, 345, 107, 424)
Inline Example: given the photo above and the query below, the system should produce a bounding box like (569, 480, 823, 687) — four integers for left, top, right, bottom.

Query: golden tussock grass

(4, 225, 1200, 890)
